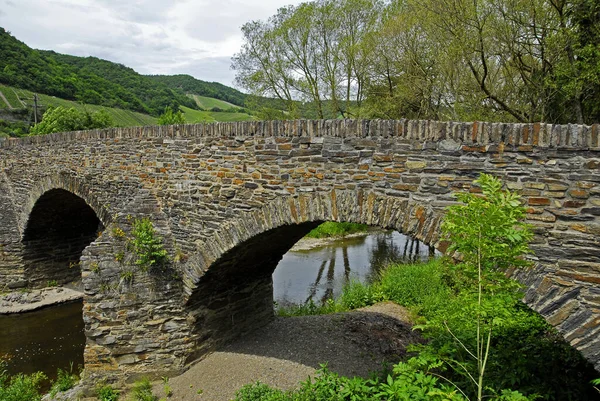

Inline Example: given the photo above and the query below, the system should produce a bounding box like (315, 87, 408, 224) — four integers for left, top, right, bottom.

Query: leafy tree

(424, 174, 533, 401)
(157, 107, 186, 125)
(29, 106, 113, 135)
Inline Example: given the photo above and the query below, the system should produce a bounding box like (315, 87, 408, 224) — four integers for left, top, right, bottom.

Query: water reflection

(0, 301, 85, 381)
(273, 230, 438, 307)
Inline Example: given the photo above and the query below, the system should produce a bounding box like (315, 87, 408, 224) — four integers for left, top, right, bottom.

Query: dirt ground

(149, 302, 420, 401)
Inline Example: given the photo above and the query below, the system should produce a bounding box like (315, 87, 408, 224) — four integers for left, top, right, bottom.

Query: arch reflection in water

(273, 230, 439, 307)
(0, 301, 85, 380)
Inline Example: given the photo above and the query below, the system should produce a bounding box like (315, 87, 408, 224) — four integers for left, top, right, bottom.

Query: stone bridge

(1, 119, 599, 380)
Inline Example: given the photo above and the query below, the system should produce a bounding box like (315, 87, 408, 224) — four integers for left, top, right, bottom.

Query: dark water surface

(0, 300, 85, 380)
(273, 230, 437, 307)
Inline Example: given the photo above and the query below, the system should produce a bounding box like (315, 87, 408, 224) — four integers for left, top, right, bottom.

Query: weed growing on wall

(129, 218, 168, 272)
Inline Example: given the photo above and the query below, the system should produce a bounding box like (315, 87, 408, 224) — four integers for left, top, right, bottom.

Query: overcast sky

(0, 0, 303, 88)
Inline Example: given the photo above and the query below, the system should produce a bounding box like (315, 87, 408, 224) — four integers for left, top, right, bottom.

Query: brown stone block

(557, 271, 600, 285)
(526, 213, 556, 222)
(392, 184, 418, 192)
(462, 146, 486, 152)
(525, 182, 546, 190)
(547, 299, 580, 326)
(528, 197, 551, 206)
(517, 157, 533, 164)
(592, 124, 599, 147)
(563, 200, 587, 208)
(532, 123, 540, 145)
(577, 181, 596, 189)
(526, 207, 544, 214)
(518, 145, 533, 152)
(405, 161, 427, 169)
(353, 174, 368, 180)
(278, 144, 292, 151)
(374, 154, 393, 162)
(546, 191, 566, 198)
(522, 189, 541, 196)
(383, 167, 405, 173)
(569, 190, 590, 199)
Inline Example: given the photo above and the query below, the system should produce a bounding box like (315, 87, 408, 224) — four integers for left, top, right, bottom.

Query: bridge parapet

(1, 119, 599, 151)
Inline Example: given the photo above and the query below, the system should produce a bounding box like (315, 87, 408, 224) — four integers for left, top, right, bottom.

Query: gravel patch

(0, 285, 83, 314)
(152, 302, 420, 401)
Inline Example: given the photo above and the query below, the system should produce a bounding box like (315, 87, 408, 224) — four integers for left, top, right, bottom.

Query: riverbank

(289, 231, 372, 252)
(149, 302, 418, 401)
(0, 285, 83, 314)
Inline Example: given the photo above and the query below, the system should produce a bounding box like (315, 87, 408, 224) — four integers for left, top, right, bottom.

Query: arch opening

(185, 220, 439, 363)
(22, 188, 104, 288)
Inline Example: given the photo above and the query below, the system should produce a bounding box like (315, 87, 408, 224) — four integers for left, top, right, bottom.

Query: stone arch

(182, 189, 442, 361)
(21, 174, 108, 288)
(19, 173, 110, 234)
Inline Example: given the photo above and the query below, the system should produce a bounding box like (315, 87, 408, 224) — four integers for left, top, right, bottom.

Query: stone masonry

(0, 119, 599, 381)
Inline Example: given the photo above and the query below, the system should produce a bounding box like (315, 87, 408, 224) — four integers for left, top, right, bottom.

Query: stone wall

(1, 119, 600, 378)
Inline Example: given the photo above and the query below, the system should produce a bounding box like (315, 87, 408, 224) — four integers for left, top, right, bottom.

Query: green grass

(305, 222, 370, 239)
(127, 378, 157, 401)
(0, 84, 157, 127)
(0, 85, 24, 108)
(181, 106, 255, 123)
(188, 94, 237, 109)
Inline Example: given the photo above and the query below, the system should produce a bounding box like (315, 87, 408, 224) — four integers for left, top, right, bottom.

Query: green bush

(29, 106, 113, 135)
(157, 107, 185, 125)
(234, 382, 287, 401)
(97, 384, 119, 401)
(305, 222, 369, 239)
(49, 367, 78, 397)
(130, 217, 168, 272)
(0, 370, 46, 401)
(128, 378, 157, 401)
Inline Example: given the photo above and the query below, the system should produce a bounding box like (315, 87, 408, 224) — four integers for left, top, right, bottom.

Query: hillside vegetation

(0, 84, 156, 127)
(149, 74, 248, 107)
(0, 27, 273, 132)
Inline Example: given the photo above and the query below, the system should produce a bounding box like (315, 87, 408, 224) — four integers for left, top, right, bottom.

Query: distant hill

(148, 75, 248, 107)
(0, 28, 201, 116)
(0, 27, 285, 133)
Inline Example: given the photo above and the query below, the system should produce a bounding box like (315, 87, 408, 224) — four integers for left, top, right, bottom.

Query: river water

(273, 230, 436, 307)
(0, 230, 434, 379)
(0, 300, 84, 380)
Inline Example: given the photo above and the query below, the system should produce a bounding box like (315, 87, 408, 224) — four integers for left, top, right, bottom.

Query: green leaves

(442, 173, 533, 275)
(29, 106, 113, 135)
(130, 218, 168, 272)
(157, 107, 186, 125)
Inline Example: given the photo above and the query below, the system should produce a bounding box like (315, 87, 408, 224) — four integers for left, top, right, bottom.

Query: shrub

(0, 368, 46, 401)
(130, 218, 168, 271)
(97, 384, 119, 401)
(49, 367, 78, 397)
(157, 107, 185, 125)
(128, 378, 157, 401)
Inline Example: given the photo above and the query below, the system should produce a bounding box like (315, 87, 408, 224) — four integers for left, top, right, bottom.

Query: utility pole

(33, 94, 39, 124)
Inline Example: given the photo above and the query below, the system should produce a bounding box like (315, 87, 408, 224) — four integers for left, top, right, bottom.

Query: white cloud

(0, 0, 303, 86)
